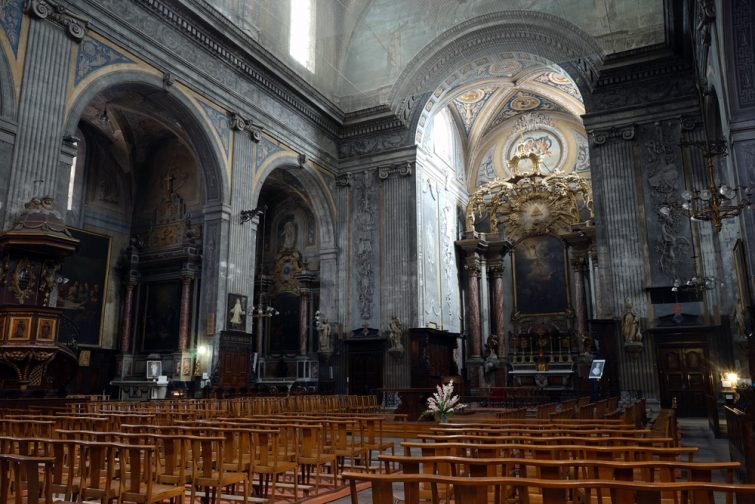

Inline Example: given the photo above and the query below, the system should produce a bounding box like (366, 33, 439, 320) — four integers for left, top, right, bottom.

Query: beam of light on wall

(289, 0, 315, 72)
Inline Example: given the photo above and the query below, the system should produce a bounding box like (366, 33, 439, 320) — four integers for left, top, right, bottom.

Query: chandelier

(465, 152, 593, 242)
(674, 140, 752, 232)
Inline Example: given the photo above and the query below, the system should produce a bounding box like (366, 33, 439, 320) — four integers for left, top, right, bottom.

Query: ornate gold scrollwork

(465, 154, 593, 242)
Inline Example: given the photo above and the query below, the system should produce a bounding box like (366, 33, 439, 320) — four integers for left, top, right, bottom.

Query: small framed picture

(589, 359, 605, 380)
(146, 360, 162, 379)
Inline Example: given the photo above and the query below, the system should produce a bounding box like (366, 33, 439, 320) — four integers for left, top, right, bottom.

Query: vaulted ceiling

(202, 0, 665, 112)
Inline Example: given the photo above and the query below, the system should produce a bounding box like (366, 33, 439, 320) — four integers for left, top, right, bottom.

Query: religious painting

(8, 316, 32, 340)
(507, 129, 563, 173)
(146, 360, 162, 379)
(36, 317, 57, 341)
(512, 235, 569, 316)
(227, 293, 248, 331)
(57, 228, 111, 346)
(139, 281, 181, 352)
(734, 239, 751, 308)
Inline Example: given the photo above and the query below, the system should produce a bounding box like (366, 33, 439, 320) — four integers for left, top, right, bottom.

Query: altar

(508, 362, 575, 389)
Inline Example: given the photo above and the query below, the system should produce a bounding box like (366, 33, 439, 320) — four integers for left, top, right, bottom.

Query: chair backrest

(0, 454, 54, 504)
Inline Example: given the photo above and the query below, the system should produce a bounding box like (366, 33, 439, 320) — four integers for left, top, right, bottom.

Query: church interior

(1, 0, 755, 501)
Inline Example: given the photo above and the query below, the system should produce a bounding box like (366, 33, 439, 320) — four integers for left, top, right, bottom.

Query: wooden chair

(115, 443, 186, 504)
(189, 435, 249, 504)
(296, 423, 336, 492)
(0, 454, 54, 504)
(77, 441, 119, 504)
(249, 428, 297, 500)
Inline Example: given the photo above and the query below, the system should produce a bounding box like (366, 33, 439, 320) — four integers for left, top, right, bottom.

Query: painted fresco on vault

(512, 234, 569, 316)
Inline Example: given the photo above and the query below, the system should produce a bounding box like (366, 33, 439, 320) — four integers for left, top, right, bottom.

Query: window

(289, 0, 315, 72)
(433, 108, 455, 165)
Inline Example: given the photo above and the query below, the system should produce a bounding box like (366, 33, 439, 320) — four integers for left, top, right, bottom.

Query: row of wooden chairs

(343, 471, 755, 504)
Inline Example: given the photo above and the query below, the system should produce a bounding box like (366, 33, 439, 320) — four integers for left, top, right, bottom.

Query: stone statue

(485, 334, 499, 360)
(388, 316, 403, 351)
(318, 318, 332, 352)
(621, 298, 642, 343)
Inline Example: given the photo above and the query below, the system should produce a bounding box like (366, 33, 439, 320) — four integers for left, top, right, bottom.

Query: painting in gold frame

(8, 316, 32, 340)
(512, 234, 571, 318)
(37, 318, 57, 341)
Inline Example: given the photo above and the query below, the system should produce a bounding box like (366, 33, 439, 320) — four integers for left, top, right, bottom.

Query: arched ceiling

(201, 0, 665, 112)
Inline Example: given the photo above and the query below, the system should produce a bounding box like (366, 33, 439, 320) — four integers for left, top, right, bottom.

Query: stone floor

(324, 417, 734, 503)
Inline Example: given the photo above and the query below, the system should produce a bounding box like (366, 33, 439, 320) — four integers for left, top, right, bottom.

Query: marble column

(486, 240, 511, 356)
(178, 269, 194, 352)
(458, 237, 487, 359)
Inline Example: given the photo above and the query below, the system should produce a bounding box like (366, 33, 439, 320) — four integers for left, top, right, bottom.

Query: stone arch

(390, 11, 603, 133)
(254, 154, 336, 251)
(0, 44, 16, 118)
(62, 70, 228, 206)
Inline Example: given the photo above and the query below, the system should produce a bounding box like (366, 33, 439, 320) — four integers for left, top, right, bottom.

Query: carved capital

(26, 0, 88, 41)
(335, 173, 352, 188)
(487, 263, 505, 278)
(464, 261, 482, 277)
(229, 112, 262, 142)
(298, 153, 307, 168)
(378, 161, 413, 180)
(589, 125, 635, 146)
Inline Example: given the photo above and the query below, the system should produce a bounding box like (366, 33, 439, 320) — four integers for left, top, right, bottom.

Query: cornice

(134, 0, 342, 137)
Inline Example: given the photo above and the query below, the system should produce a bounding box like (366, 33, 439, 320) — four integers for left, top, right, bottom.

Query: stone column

(485, 240, 511, 356)
(5, 4, 84, 225)
(296, 271, 315, 356)
(178, 266, 195, 352)
(563, 228, 593, 353)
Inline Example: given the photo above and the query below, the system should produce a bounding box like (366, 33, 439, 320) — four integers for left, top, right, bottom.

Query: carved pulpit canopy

(1, 196, 79, 253)
(465, 154, 594, 243)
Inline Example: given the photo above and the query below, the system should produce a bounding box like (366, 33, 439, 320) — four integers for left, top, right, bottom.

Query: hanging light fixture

(674, 139, 752, 232)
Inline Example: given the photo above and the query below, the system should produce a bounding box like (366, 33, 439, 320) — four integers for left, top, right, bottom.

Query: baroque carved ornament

(26, 0, 88, 41)
(465, 153, 593, 243)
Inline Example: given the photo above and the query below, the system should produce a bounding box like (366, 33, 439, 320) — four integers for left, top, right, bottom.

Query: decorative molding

(131, 0, 341, 136)
(74, 37, 134, 85)
(377, 161, 413, 180)
(196, 100, 231, 158)
(353, 172, 376, 323)
(162, 71, 175, 89)
(26, 0, 88, 41)
(338, 130, 408, 159)
(229, 112, 262, 143)
(1, 0, 24, 55)
(590, 71, 697, 112)
(733, 0, 755, 107)
(589, 125, 636, 146)
(335, 173, 352, 188)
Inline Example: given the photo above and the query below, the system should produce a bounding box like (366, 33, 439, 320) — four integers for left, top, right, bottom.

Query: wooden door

(657, 345, 708, 417)
(347, 344, 384, 397)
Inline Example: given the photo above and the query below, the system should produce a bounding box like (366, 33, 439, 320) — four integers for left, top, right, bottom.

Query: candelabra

(675, 140, 752, 232)
(240, 205, 278, 356)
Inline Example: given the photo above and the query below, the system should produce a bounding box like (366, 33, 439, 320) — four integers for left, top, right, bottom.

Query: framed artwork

(36, 317, 57, 341)
(78, 350, 91, 367)
(589, 359, 606, 380)
(146, 360, 162, 379)
(227, 293, 248, 331)
(734, 239, 752, 308)
(8, 316, 32, 340)
(57, 228, 111, 346)
(512, 234, 570, 317)
(139, 280, 182, 352)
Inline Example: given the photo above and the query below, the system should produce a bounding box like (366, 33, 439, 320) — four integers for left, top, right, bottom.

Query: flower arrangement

(420, 381, 466, 421)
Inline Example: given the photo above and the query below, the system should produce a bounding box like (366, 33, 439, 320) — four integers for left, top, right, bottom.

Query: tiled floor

(325, 418, 735, 503)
